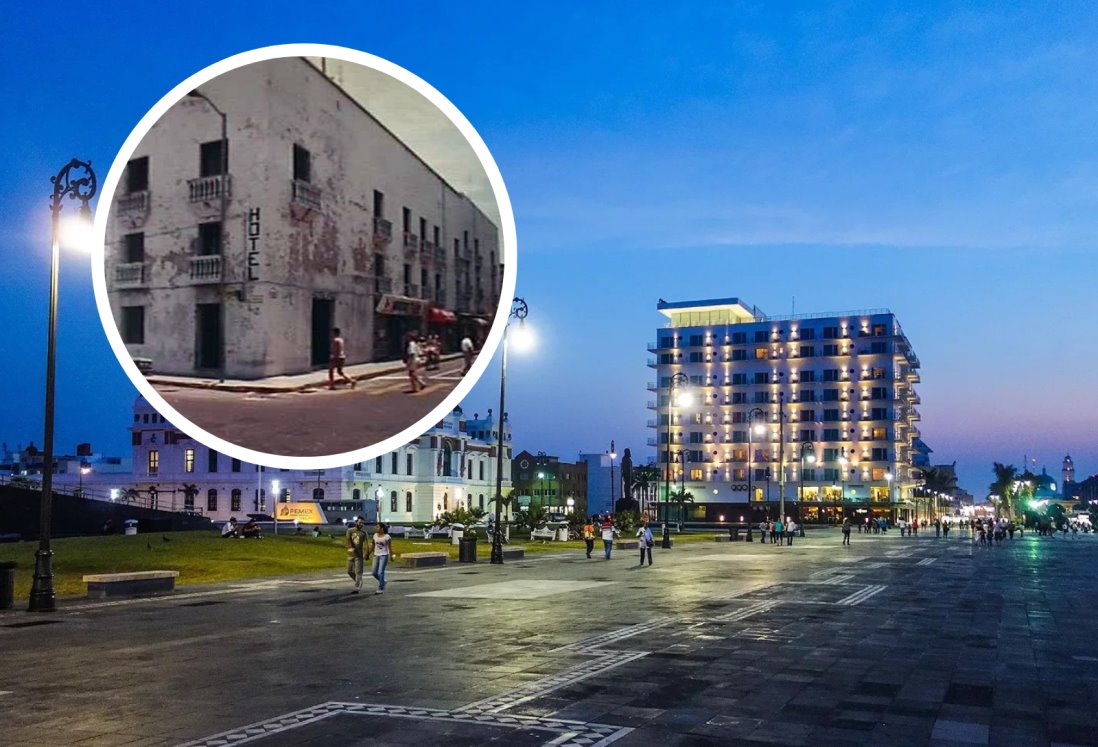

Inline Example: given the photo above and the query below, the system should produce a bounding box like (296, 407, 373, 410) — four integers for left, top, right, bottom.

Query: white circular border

(90, 43, 517, 470)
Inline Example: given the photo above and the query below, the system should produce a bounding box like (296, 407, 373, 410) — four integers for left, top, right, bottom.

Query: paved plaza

(155, 359, 465, 456)
(2, 529, 1097, 746)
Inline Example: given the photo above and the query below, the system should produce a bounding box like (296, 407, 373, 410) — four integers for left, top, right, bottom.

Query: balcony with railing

(188, 175, 231, 203)
(190, 255, 222, 282)
(421, 240, 437, 264)
(291, 180, 322, 209)
(433, 245, 448, 264)
(116, 191, 150, 220)
(403, 232, 419, 258)
(114, 262, 147, 286)
(371, 276, 393, 295)
(403, 283, 420, 299)
(372, 217, 393, 246)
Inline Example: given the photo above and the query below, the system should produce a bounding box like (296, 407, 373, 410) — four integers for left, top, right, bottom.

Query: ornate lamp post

(491, 297, 529, 565)
(776, 390, 789, 524)
(799, 441, 815, 513)
(29, 159, 97, 613)
(746, 407, 766, 516)
(608, 440, 617, 512)
(662, 372, 690, 548)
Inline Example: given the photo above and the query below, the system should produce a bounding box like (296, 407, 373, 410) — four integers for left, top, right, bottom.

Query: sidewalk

(148, 353, 464, 393)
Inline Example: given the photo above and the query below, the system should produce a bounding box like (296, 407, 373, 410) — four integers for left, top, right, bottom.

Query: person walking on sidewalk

(370, 522, 392, 594)
(786, 517, 796, 546)
(583, 517, 596, 559)
(842, 517, 852, 545)
(637, 519, 654, 566)
(344, 516, 368, 593)
(328, 328, 356, 390)
(773, 517, 783, 547)
(600, 515, 617, 559)
(405, 333, 427, 393)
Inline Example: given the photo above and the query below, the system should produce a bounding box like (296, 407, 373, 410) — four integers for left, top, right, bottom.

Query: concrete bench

(714, 535, 733, 542)
(500, 546, 525, 561)
(615, 539, 640, 550)
(83, 571, 179, 599)
(400, 552, 448, 568)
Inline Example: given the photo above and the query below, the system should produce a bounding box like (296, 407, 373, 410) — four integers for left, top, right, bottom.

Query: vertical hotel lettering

(246, 207, 261, 280)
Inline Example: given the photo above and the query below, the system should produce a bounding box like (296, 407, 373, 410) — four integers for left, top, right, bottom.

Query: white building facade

(648, 298, 922, 523)
(50, 396, 512, 525)
(107, 56, 502, 379)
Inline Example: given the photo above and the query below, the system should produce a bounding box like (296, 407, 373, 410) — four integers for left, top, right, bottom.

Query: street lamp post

(777, 390, 788, 525)
(374, 487, 384, 524)
(492, 297, 529, 565)
(885, 471, 893, 522)
(839, 450, 849, 503)
(746, 407, 766, 518)
(272, 479, 281, 535)
(29, 158, 97, 613)
(799, 442, 815, 514)
(78, 463, 90, 499)
(663, 372, 689, 549)
(609, 440, 617, 513)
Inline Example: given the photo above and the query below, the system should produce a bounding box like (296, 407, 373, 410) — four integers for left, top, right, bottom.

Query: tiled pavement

(1, 529, 1097, 746)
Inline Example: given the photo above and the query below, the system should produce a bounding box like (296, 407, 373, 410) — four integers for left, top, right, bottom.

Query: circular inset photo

(92, 44, 516, 467)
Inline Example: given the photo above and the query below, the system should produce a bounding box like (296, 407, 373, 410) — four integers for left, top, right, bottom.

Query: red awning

(428, 308, 458, 324)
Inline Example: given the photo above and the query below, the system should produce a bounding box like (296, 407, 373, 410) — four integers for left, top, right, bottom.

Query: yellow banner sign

(275, 502, 328, 524)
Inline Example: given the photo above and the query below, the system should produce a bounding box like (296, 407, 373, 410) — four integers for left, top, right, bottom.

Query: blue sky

(4, 2, 1097, 494)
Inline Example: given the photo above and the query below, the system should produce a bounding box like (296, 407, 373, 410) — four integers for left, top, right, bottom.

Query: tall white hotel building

(647, 298, 921, 522)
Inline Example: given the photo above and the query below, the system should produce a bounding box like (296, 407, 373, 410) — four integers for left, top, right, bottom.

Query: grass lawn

(0, 528, 731, 601)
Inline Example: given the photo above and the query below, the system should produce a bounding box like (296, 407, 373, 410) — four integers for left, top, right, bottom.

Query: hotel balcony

(291, 179, 322, 210)
(403, 232, 420, 259)
(647, 357, 658, 368)
(116, 191, 150, 221)
(187, 174, 231, 203)
(189, 255, 221, 282)
(372, 217, 393, 246)
(646, 400, 657, 409)
(433, 245, 448, 264)
(114, 262, 147, 287)
(421, 240, 438, 264)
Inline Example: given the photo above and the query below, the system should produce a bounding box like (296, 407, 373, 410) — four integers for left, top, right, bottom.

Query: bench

(614, 539, 640, 550)
(500, 546, 525, 561)
(714, 535, 732, 542)
(531, 527, 555, 541)
(388, 525, 409, 537)
(400, 552, 448, 568)
(82, 571, 179, 599)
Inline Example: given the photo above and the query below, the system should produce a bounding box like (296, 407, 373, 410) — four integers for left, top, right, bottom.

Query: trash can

(730, 527, 740, 542)
(458, 534, 477, 563)
(746, 525, 754, 542)
(124, 519, 139, 536)
(451, 523, 465, 546)
(0, 562, 16, 611)
(556, 525, 569, 542)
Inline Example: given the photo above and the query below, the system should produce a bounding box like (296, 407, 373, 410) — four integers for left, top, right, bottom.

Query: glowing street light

(491, 297, 531, 565)
(29, 159, 97, 613)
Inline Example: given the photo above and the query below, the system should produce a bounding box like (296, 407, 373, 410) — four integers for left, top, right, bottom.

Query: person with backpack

(637, 519, 654, 566)
(582, 517, 597, 559)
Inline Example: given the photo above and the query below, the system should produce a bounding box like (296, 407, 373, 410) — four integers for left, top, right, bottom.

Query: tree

(631, 465, 659, 516)
(920, 465, 957, 518)
(181, 483, 199, 513)
(488, 489, 517, 521)
(671, 489, 695, 524)
(514, 504, 549, 534)
(989, 463, 1017, 518)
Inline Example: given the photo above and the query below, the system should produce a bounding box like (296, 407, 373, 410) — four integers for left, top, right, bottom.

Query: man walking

(842, 517, 852, 545)
(583, 517, 596, 559)
(328, 328, 356, 390)
(344, 516, 368, 593)
(637, 518, 654, 566)
(460, 334, 476, 375)
(600, 515, 617, 559)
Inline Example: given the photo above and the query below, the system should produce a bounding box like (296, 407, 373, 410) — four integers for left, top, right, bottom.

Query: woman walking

(405, 333, 427, 393)
(371, 522, 392, 594)
(637, 519, 654, 567)
(600, 515, 617, 559)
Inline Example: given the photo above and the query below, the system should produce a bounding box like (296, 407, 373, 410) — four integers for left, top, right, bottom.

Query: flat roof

(656, 297, 759, 320)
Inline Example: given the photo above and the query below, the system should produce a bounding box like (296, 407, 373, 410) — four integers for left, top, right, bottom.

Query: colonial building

(107, 56, 502, 379)
(648, 297, 922, 522)
(43, 396, 512, 525)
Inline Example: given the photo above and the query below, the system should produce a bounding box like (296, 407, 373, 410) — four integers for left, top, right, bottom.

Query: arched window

(230, 489, 241, 512)
(352, 488, 361, 501)
(479, 494, 484, 510)
(313, 487, 324, 500)
(254, 488, 265, 511)
(405, 491, 413, 513)
(390, 490, 398, 513)
(467, 493, 472, 509)
(443, 443, 453, 477)
(479, 460, 484, 480)
(206, 489, 218, 512)
(406, 453, 413, 475)
(443, 492, 449, 510)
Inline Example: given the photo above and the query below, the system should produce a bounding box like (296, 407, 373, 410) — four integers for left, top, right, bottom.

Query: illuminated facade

(647, 297, 922, 522)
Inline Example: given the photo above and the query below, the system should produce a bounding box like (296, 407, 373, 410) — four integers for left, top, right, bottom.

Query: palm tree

(671, 489, 695, 524)
(122, 488, 141, 505)
(989, 463, 1017, 518)
(632, 465, 659, 516)
(181, 483, 199, 513)
(488, 489, 517, 522)
(920, 464, 957, 518)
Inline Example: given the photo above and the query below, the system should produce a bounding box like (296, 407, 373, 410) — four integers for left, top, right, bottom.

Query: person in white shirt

(405, 334, 427, 392)
(460, 335, 476, 374)
(370, 522, 392, 594)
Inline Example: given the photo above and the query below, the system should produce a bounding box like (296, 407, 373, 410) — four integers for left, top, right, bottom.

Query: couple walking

(581, 515, 654, 566)
(345, 517, 392, 595)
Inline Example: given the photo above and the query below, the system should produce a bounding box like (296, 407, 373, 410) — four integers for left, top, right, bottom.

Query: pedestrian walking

(460, 335, 476, 375)
(759, 520, 768, 544)
(583, 517, 596, 559)
(786, 518, 796, 546)
(328, 328, 356, 390)
(773, 518, 783, 547)
(934, 519, 941, 538)
(370, 522, 392, 594)
(344, 516, 368, 593)
(637, 520, 654, 566)
(600, 515, 617, 559)
(842, 517, 851, 545)
(405, 333, 427, 393)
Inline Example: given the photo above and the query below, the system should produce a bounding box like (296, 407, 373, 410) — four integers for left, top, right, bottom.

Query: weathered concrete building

(107, 56, 502, 378)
